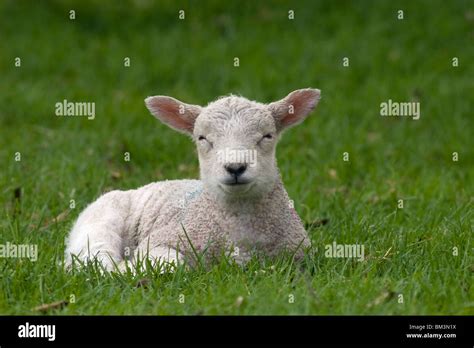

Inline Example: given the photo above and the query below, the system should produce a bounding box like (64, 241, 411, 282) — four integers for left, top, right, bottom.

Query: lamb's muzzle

(65, 88, 321, 273)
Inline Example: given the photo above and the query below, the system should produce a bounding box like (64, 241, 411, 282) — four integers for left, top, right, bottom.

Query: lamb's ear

(268, 88, 321, 131)
(145, 96, 202, 135)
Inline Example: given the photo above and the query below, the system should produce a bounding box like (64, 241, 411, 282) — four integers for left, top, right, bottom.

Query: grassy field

(0, 0, 472, 315)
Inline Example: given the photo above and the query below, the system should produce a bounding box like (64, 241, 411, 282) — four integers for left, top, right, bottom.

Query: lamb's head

(145, 88, 321, 201)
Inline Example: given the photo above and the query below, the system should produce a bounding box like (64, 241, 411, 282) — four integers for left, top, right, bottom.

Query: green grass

(0, 0, 472, 315)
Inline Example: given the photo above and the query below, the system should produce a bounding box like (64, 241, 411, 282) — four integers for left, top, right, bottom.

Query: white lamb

(65, 88, 321, 272)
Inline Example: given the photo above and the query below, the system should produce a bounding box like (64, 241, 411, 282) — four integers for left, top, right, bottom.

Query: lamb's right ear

(145, 96, 202, 135)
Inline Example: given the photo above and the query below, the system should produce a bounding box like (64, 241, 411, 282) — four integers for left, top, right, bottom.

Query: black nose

(225, 163, 247, 177)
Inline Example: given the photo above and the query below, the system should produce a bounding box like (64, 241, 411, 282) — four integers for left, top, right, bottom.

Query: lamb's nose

(225, 163, 247, 177)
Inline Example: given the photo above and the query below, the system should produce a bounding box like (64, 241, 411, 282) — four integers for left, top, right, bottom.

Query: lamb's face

(193, 98, 279, 199)
(145, 88, 321, 201)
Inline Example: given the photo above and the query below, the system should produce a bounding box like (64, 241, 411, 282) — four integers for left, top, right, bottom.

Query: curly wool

(65, 177, 309, 269)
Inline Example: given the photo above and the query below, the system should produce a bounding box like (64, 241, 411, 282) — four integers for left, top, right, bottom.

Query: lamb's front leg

(119, 241, 184, 274)
(65, 191, 130, 271)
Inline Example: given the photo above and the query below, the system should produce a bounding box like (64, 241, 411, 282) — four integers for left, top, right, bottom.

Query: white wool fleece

(65, 88, 321, 272)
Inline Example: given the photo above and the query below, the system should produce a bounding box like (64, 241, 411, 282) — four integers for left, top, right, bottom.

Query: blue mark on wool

(184, 188, 202, 203)
(179, 186, 203, 223)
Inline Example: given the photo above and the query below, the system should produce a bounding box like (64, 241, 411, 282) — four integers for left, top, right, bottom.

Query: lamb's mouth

(226, 181, 250, 186)
(218, 181, 254, 194)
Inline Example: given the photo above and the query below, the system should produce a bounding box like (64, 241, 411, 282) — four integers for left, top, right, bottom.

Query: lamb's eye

(198, 135, 213, 148)
(258, 133, 273, 145)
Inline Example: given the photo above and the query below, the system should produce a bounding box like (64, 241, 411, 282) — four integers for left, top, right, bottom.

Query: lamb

(64, 88, 321, 272)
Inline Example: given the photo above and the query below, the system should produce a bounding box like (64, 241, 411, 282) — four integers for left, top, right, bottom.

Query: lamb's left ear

(145, 96, 202, 135)
(268, 88, 321, 131)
